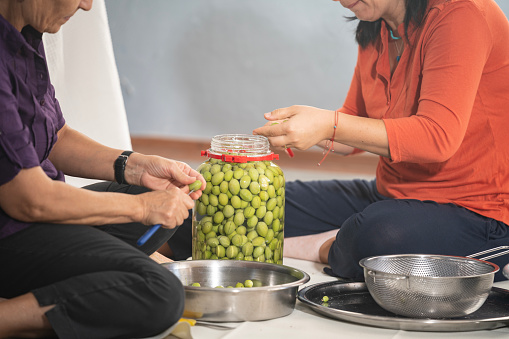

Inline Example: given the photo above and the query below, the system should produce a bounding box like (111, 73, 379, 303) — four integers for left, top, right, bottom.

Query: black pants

(284, 179, 509, 282)
(0, 182, 184, 339)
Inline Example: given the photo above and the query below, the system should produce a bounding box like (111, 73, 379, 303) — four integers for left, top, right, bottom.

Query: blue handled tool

(137, 224, 161, 246)
(136, 189, 196, 246)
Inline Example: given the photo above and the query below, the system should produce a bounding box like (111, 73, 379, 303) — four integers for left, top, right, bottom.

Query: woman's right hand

(137, 187, 195, 229)
(253, 105, 335, 150)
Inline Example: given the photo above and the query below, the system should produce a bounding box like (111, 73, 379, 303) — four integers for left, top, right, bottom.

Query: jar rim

(210, 134, 270, 155)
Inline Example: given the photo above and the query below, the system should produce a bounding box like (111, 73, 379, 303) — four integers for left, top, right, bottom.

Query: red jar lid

(201, 150, 279, 163)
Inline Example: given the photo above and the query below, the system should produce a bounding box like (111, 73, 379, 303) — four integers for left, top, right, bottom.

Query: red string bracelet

(318, 109, 339, 166)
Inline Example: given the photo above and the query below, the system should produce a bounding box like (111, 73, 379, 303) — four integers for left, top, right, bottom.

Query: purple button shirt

(0, 15, 66, 239)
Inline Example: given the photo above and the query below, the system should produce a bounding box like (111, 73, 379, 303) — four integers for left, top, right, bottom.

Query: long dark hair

(352, 0, 428, 48)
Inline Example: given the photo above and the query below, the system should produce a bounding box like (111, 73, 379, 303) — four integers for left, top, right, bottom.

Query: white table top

(186, 257, 509, 339)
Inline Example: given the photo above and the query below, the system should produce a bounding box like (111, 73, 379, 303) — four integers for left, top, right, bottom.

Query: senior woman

(254, 0, 509, 281)
(0, 0, 205, 338)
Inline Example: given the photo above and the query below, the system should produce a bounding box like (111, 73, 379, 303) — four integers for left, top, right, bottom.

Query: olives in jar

(192, 134, 284, 264)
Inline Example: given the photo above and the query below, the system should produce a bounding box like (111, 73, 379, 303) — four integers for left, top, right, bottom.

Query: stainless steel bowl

(162, 260, 310, 322)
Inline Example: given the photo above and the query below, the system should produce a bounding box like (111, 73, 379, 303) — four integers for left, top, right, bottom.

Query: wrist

(114, 151, 135, 185)
(123, 152, 144, 186)
(317, 110, 339, 166)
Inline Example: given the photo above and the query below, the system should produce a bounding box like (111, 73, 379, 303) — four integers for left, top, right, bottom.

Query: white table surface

(186, 257, 509, 339)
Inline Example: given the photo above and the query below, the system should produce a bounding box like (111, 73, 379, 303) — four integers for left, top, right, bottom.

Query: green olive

(256, 222, 268, 237)
(252, 236, 265, 247)
(211, 172, 225, 186)
(228, 179, 240, 195)
(206, 237, 219, 248)
(224, 170, 234, 181)
(251, 196, 261, 209)
(218, 235, 230, 247)
(234, 213, 245, 226)
(248, 168, 259, 182)
(240, 175, 251, 189)
(201, 221, 213, 234)
(218, 193, 229, 206)
(246, 230, 258, 241)
(210, 164, 221, 175)
(231, 234, 243, 247)
(242, 242, 254, 256)
(249, 181, 261, 195)
(239, 189, 253, 202)
(223, 205, 235, 218)
(230, 195, 241, 209)
(224, 221, 236, 235)
(253, 246, 264, 258)
(226, 245, 239, 258)
(189, 180, 202, 192)
(209, 195, 219, 207)
(219, 181, 229, 193)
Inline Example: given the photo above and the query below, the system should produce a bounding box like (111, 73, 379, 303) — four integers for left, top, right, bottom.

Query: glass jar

(192, 134, 285, 264)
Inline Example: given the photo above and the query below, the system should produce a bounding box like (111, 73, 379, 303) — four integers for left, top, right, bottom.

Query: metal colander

(359, 246, 509, 319)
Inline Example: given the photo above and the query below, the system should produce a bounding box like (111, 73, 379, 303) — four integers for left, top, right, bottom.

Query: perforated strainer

(359, 246, 509, 318)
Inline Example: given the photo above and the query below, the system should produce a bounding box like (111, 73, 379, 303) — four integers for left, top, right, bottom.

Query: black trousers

(284, 179, 509, 282)
(0, 182, 185, 339)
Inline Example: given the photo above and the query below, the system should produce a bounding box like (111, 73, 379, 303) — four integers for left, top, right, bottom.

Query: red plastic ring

(201, 150, 279, 163)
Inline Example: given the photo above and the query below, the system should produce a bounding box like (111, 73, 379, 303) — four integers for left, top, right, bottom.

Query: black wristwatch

(114, 151, 134, 184)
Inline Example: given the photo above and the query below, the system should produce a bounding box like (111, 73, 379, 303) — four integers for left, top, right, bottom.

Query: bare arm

(49, 124, 205, 199)
(0, 166, 194, 227)
(0, 123, 205, 228)
(48, 124, 120, 182)
(253, 106, 390, 158)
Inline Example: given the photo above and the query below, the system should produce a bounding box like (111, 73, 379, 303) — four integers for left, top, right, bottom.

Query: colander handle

(367, 270, 409, 285)
(467, 246, 509, 261)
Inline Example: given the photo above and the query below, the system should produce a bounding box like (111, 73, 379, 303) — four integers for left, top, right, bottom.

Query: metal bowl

(162, 260, 310, 322)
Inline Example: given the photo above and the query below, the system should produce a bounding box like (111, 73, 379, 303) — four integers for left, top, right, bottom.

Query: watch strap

(114, 151, 134, 184)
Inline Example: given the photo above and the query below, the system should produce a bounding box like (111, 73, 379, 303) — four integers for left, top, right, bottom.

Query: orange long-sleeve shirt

(341, 0, 509, 225)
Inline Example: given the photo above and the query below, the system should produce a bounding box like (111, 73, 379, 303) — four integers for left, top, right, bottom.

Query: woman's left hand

(253, 105, 335, 150)
(126, 154, 205, 200)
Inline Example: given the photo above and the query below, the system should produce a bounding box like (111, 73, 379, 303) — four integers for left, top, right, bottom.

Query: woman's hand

(125, 154, 205, 200)
(136, 187, 195, 229)
(253, 105, 335, 150)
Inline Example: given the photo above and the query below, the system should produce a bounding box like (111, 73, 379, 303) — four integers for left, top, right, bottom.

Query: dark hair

(352, 0, 428, 48)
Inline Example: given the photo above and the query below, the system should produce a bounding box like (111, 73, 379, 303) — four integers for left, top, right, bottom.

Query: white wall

(104, 0, 509, 142)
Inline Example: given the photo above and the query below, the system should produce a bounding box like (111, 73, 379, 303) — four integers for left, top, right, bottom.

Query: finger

(183, 193, 195, 209)
(188, 190, 202, 200)
(264, 107, 292, 121)
(266, 135, 291, 149)
(169, 165, 196, 186)
(253, 122, 286, 138)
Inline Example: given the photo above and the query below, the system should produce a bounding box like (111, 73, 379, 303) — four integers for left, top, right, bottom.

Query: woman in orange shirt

(254, 0, 509, 281)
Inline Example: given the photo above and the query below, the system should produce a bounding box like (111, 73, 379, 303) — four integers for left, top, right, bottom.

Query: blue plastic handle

(136, 189, 197, 246)
(137, 224, 161, 246)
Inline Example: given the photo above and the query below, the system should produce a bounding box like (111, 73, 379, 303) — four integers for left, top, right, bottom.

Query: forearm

(335, 112, 390, 158)
(254, 106, 390, 158)
(1, 167, 142, 225)
(49, 124, 123, 182)
(316, 140, 356, 156)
